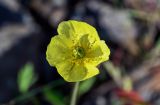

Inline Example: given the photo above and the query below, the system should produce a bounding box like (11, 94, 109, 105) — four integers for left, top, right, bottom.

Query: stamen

(73, 46, 85, 59)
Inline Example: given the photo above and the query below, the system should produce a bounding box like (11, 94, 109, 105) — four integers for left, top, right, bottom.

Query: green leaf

(17, 62, 37, 93)
(43, 88, 65, 105)
(155, 37, 160, 49)
(79, 77, 96, 96)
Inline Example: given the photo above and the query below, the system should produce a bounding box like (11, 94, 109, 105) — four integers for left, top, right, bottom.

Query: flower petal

(83, 65, 99, 80)
(79, 34, 96, 50)
(56, 61, 99, 82)
(46, 35, 72, 66)
(57, 20, 100, 41)
(86, 40, 110, 66)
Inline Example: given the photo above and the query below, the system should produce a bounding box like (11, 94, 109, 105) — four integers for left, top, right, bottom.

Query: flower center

(73, 46, 85, 59)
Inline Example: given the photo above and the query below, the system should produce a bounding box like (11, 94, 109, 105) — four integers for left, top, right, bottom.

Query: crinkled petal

(79, 34, 96, 50)
(57, 20, 100, 42)
(46, 35, 72, 66)
(86, 40, 110, 66)
(83, 65, 99, 80)
(55, 61, 74, 80)
(56, 62, 99, 82)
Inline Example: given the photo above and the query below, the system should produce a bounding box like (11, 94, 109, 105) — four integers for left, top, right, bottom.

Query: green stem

(70, 82, 80, 105)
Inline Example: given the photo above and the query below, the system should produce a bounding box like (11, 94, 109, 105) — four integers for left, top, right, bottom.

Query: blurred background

(0, 0, 160, 105)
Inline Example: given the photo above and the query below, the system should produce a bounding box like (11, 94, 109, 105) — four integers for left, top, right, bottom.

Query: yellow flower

(46, 20, 110, 82)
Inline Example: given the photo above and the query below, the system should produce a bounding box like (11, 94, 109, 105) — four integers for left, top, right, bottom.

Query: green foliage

(155, 37, 160, 49)
(17, 62, 37, 93)
(79, 77, 96, 96)
(43, 88, 65, 105)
